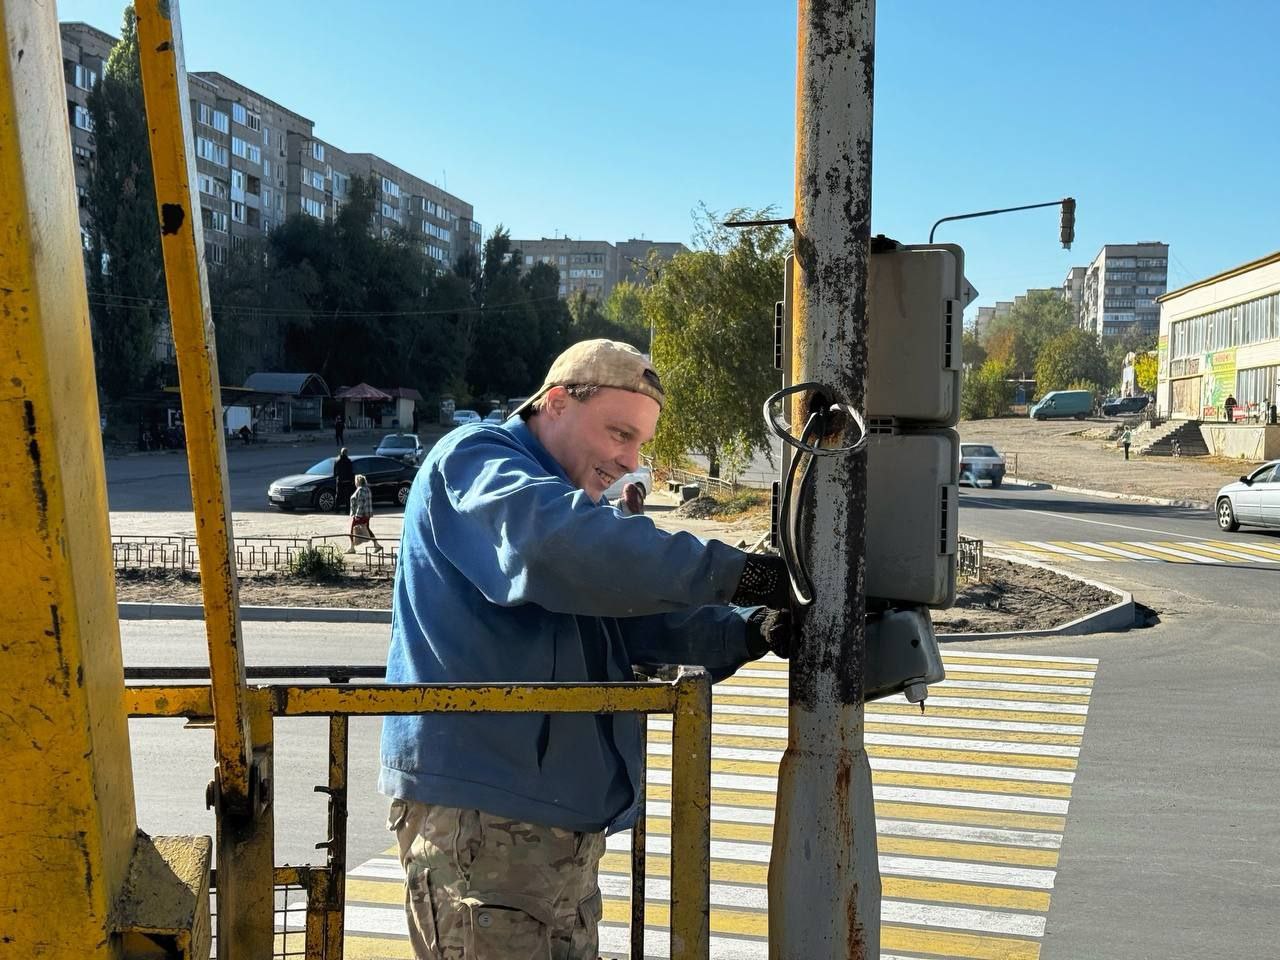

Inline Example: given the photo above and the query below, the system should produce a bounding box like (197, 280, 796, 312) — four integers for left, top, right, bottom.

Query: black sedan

(1101, 395, 1151, 416)
(267, 455, 417, 512)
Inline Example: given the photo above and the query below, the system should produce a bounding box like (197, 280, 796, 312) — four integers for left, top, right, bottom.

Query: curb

(938, 552, 1134, 642)
(118, 601, 391, 623)
(121, 554, 1134, 642)
(1002, 475, 1211, 510)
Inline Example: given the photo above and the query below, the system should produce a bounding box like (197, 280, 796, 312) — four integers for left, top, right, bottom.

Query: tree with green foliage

(1134, 352, 1158, 393)
(962, 328, 987, 369)
(961, 358, 1015, 420)
(644, 208, 785, 476)
(85, 7, 165, 398)
(982, 290, 1076, 379)
(1034, 328, 1110, 395)
(565, 284, 648, 353)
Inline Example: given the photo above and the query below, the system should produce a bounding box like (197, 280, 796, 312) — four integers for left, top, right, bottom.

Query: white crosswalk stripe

(994, 537, 1280, 565)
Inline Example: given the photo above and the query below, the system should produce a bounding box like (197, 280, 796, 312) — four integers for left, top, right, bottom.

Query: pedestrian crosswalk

(993, 538, 1280, 564)
(336, 651, 1098, 959)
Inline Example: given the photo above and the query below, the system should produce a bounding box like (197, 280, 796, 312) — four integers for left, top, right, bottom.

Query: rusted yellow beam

(132, 0, 254, 806)
(0, 2, 137, 954)
(126, 681, 682, 719)
(669, 668, 713, 960)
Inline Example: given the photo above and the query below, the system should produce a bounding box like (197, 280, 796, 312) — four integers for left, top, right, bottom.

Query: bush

(286, 545, 345, 580)
(717, 489, 768, 514)
(962, 359, 1014, 420)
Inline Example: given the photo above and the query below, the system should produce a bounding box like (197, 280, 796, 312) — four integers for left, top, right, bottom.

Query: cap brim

(509, 385, 551, 420)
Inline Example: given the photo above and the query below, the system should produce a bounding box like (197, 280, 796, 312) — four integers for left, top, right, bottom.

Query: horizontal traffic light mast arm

(928, 198, 1073, 243)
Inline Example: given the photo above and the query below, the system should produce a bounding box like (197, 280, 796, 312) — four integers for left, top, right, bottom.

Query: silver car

(604, 464, 653, 502)
(375, 432, 425, 466)
(1215, 460, 1280, 531)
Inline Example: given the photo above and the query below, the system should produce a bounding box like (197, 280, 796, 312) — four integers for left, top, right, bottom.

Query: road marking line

(941, 651, 1099, 666)
(1015, 540, 1110, 561)
(714, 706, 1088, 734)
(1070, 540, 1164, 560)
(1174, 540, 1278, 562)
(1202, 538, 1280, 560)
(1120, 540, 1220, 563)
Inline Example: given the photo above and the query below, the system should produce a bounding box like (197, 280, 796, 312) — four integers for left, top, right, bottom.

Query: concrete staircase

(1132, 419, 1208, 457)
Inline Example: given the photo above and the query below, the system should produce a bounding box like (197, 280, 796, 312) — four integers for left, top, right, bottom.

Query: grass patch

(285, 545, 346, 580)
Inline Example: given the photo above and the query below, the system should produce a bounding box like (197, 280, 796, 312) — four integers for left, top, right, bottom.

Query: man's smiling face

(533, 386, 660, 501)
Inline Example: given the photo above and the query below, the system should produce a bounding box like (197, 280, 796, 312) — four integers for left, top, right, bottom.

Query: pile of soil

(933, 557, 1117, 634)
(117, 556, 1120, 635)
(674, 495, 723, 519)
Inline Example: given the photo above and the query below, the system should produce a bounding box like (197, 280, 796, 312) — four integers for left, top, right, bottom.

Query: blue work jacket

(378, 418, 756, 834)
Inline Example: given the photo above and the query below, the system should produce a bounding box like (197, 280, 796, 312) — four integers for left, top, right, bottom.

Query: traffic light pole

(768, 2, 879, 958)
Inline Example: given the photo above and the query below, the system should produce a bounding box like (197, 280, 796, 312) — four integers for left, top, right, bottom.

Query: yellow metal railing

(127, 667, 713, 960)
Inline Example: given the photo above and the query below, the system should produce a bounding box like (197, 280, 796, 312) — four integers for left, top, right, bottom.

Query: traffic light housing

(1060, 197, 1076, 249)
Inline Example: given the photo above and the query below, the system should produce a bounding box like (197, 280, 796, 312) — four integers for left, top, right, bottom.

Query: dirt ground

(116, 551, 1119, 635)
(959, 416, 1256, 504)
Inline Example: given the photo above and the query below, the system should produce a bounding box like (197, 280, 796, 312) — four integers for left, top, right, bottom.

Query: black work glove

(730, 553, 791, 611)
(746, 607, 792, 660)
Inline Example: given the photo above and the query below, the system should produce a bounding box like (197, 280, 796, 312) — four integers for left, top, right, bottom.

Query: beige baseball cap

(511, 339, 665, 418)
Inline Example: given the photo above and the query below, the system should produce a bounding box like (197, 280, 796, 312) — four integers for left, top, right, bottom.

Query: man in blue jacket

(381, 339, 791, 959)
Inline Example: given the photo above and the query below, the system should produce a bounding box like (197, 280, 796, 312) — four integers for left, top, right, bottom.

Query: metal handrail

(126, 668, 713, 960)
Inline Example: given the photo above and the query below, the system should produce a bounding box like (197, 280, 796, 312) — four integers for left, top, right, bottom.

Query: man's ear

(543, 385, 569, 419)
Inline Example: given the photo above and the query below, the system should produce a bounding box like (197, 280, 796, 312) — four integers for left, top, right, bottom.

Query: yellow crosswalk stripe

(940, 656, 1096, 672)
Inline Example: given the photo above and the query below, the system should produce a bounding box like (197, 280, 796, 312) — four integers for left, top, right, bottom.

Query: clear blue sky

(59, 0, 1280, 320)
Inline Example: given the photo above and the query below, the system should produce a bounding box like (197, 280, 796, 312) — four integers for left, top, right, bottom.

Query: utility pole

(769, 1, 879, 958)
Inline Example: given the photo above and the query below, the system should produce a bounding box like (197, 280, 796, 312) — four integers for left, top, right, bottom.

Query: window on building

(332, 172, 348, 197)
(70, 103, 94, 131)
(302, 197, 325, 220)
(381, 177, 400, 198)
(231, 235, 247, 253)
(1236, 365, 1280, 407)
(201, 207, 228, 233)
(525, 255, 534, 265)
(231, 137, 261, 164)
(74, 144, 93, 164)
(69, 63, 98, 90)
(310, 170, 325, 190)
(197, 137, 228, 166)
(246, 175, 260, 196)
(230, 169, 246, 193)
(311, 141, 325, 162)
(231, 103, 259, 130)
(230, 201, 246, 223)
(206, 242, 227, 266)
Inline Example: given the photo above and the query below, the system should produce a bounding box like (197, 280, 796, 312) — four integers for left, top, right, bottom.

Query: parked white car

(451, 409, 481, 427)
(603, 465, 653, 502)
(1215, 460, 1280, 531)
(959, 443, 1006, 488)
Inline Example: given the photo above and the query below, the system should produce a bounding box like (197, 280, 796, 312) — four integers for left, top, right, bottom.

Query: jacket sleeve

(428, 432, 748, 617)
(618, 605, 762, 683)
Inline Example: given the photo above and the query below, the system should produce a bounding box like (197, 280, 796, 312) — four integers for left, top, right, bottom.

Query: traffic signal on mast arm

(1060, 197, 1076, 249)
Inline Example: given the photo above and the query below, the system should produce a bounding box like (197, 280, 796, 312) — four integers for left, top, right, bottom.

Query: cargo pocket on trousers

(465, 902, 551, 960)
(405, 862, 443, 959)
(574, 888, 603, 955)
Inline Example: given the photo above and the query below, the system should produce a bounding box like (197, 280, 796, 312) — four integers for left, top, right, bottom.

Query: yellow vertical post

(668, 667, 712, 960)
(0, 2, 137, 956)
(131, 2, 274, 954)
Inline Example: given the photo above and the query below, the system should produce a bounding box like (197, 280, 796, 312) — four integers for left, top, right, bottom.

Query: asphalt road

(960, 484, 1280, 959)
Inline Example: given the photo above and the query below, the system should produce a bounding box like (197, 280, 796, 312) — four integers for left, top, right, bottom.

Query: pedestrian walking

(334, 447, 355, 513)
(1121, 427, 1132, 461)
(346, 474, 383, 554)
(380, 338, 792, 959)
(334, 412, 345, 447)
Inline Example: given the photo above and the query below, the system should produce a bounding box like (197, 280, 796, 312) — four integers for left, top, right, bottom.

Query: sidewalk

(960, 417, 1256, 506)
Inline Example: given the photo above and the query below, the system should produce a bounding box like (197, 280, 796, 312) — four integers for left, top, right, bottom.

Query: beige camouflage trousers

(389, 799, 607, 960)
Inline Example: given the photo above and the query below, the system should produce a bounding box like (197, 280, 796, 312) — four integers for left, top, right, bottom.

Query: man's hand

(620, 481, 646, 515)
(747, 607, 791, 660)
(731, 553, 791, 611)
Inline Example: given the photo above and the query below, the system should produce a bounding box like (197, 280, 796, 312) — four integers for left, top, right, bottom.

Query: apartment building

(60, 22, 116, 246)
(1079, 242, 1169, 339)
(59, 23, 480, 274)
(1062, 266, 1087, 326)
(510, 237, 688, 300)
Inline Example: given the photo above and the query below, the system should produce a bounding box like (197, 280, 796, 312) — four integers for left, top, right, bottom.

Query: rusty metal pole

(768, 2, 879, 958)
